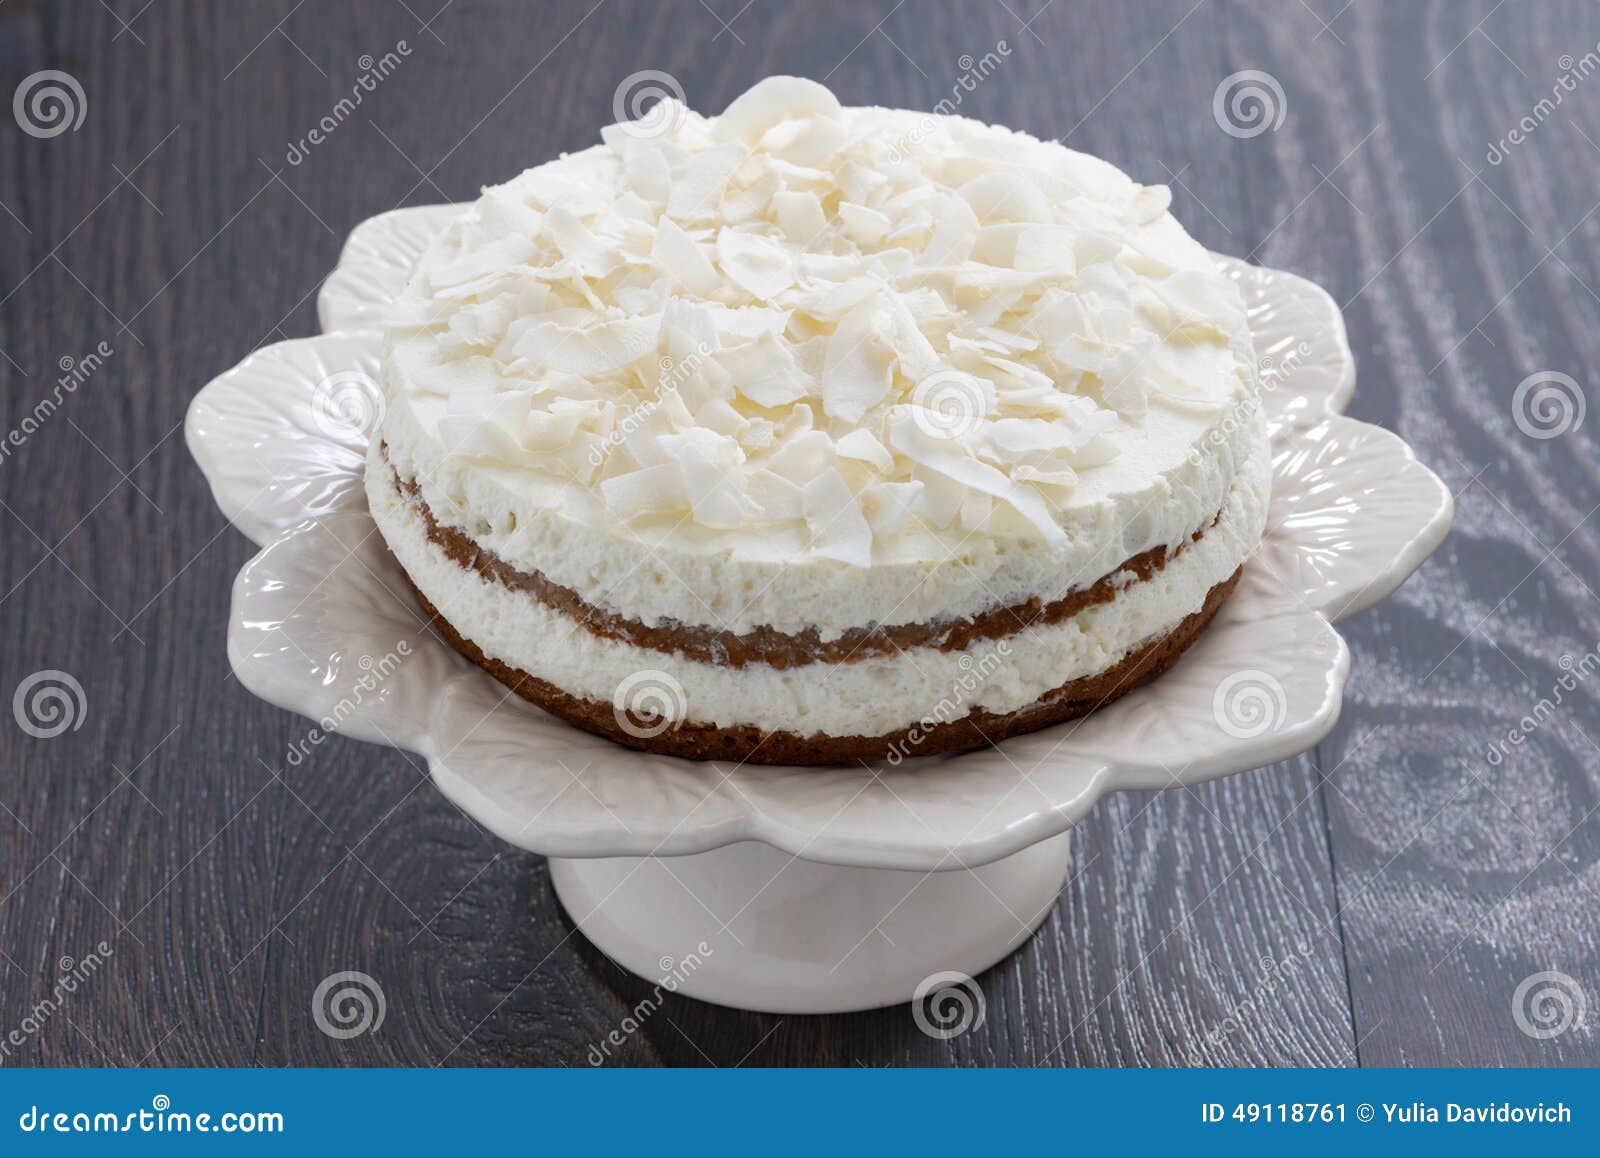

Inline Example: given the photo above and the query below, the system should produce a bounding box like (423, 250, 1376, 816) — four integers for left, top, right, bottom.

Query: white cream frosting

(378, 75, 1261, 637)
(368, 419, 1270, 738)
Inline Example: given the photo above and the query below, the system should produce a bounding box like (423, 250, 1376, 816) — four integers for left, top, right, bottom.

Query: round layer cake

(366, 76, 1271, 765)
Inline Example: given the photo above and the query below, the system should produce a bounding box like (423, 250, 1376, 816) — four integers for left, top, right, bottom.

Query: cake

(366, 76, 1270, 766)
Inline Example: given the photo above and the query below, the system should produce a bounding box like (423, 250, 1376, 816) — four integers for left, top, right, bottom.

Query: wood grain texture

(0, 0, 1593, 1067)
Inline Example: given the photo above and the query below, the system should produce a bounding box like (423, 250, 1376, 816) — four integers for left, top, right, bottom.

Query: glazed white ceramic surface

(551, 833, 1074, 1014)
(188, 203, 1453, 875)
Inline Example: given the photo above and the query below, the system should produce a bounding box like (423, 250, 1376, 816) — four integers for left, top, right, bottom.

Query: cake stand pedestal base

(548, 831, 1071, 1014)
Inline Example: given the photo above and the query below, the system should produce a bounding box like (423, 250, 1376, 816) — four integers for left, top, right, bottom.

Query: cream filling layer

(378, 381, 1260, 641)
(367, 421, 1269, 739)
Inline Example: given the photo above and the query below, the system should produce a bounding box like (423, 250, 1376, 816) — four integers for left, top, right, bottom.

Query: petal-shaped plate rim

(1264, 416, 1455, 623)
(185, 329, 383, 548)
(317, 204, 460, 333)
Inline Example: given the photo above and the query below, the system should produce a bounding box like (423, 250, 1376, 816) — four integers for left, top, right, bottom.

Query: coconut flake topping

(387, 76, 1252, 567)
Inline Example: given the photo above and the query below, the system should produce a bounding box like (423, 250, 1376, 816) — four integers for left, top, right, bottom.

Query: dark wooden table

(1, 0, 1597, 1067)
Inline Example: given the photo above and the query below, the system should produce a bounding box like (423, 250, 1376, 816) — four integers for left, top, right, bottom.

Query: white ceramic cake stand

(186, 204, 1451, 1014)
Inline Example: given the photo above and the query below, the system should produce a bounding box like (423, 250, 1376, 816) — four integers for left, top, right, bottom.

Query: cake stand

(186, 204, 1452, 1014)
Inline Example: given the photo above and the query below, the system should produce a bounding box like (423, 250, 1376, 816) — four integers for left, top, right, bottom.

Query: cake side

(366, 415, 1269, 746)
(405, 565, 1242, 766)
(380, 445, 1223, 667)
